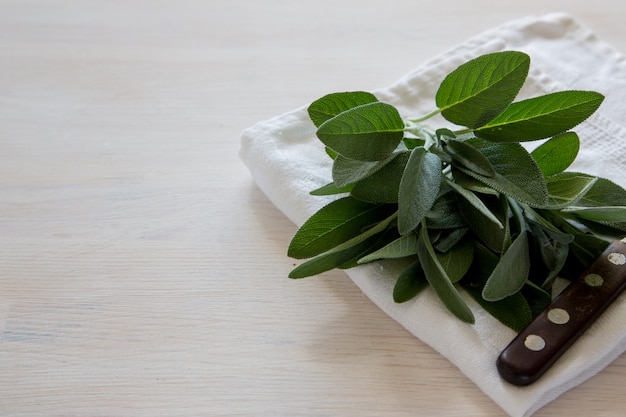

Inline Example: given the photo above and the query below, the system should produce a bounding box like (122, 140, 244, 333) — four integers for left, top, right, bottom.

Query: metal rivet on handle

(607, 252, 626, 266)
(524, 334, 546, 351)
(584, 273, 604, 287)
(547, 308, 570, 324)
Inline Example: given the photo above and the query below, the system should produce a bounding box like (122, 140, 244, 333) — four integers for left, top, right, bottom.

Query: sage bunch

(287, 51, 626, 330)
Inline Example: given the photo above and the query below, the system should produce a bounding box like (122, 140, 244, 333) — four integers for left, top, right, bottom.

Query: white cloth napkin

(239, 13, 626, 417)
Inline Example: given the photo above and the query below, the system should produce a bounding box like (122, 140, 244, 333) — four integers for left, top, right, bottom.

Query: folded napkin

(240, 13, 626, 417)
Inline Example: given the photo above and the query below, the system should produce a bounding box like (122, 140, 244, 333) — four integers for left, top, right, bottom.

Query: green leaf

(424, 191, 467, 229)
(457, 193, 509, 254)
(393, 259, 428, 303)
(308, 91, 379, 127)
(287, 196, 394, 259)
(459, 138, 549, 207)
(398, 148, 443, 234)
(316, 102, 405, 161)
(465, 287, 532, 332)
(332, 154, 393, 188)
(542, 172, 598, 209)
(463, 241, 534, 330)
(445, 138, 496, 177)
(561, 206, 626, 223)
(288, 236, 378, 278)
(530, 132, 580, 176)
(289, 213, 398, 278)
(436, 51, 530, 128)
(482, 231, 530, 301)
(436, 237, 474, 283)
(446, 178, 503, 228)
(475, 91, 604, 142)
(433, 227, 469, 252)
(417, 225, 475, 323)
(577, 177, 626, 207)
(309, 182, 353, 196)
(358, 233, 418, 264)
(350, 151, 410, 203)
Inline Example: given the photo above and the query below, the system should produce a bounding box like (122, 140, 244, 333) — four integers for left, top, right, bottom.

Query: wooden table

(1, 2, 625, 416)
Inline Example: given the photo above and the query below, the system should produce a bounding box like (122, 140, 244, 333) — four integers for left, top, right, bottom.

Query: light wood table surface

(1, 2, 625, 416)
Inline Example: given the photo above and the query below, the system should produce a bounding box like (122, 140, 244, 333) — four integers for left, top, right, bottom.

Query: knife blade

(497, 237, 626, 386)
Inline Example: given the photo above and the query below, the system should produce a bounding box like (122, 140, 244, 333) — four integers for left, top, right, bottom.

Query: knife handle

(496, 238, 626, 386)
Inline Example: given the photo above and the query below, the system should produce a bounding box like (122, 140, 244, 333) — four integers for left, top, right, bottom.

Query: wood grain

(1, 1, 625, 416)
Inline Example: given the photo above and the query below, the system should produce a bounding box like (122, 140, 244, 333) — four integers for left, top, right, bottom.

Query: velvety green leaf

(433, 227, 469, 252)
(475, 91, 604, 142)
(531, 132, 580, 176)
(398, 148, 442, 234)
(308, 91, 379, 127)
(445, 138, 496, 177)
(436, 237, 474, 283)
(561, 206, 626, 222)
(569, 234, 611, 268)
(417, 225, 475, 323)
(446, 178, 503, 228)
(573, 177, 626, 232)
(350, 152, 410, 203)
(462, 240, 533, 330)
(288, 234, 381, 278)
(451, 167, 499, 196)
(436, 51, 530, 128)
(459, 138, 549, 207)
(542, 172, 598, 209)
(309, 182, 353, 196)
(332, 154, 393, 187)
(288, 197, 394, 259)
(358, 233, 418, 264)
(457, 193, 509, 254)
(465, 287, 532, 332)
(289, 213, 398, 278)
(577, 177, 626, 207)
(482, 231, 530, 301)
(393, 259, 428, 303)
(317, 102, 405, 161)
(425, 191, 467, 229)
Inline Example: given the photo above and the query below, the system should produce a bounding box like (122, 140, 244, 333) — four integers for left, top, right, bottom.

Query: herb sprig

(287, 51, 626, 331)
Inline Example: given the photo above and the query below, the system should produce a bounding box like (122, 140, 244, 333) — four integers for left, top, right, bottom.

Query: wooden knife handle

(497, 238, 626, 386)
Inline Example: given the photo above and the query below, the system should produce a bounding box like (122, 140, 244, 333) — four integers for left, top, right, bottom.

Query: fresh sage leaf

(436, 51, 530, 128)
(475, 91, 604, 142)
(444, 138, 496, 177)
(288, 196, 394, 259)
(393, 259, 428, 303)
(310, 182, 353, 196)
(433, 227, 469, 253)
(446, 178, 503, 228)
(425, 191, 467, 229)
(530, 132, 580, 176)
(417, 225, 475, 323)
(350, 151, 410, 203)
(465, 286, 532, 332)
(358, 233, 418, 264)
(459, 138, 549, 207)
(561, 206, 626, 223)
(457, 193, 509, 254)
(317, 101, 404, 161)
(542, 172, 598, 209)
(398, 147, 442, 234)
(308, 91, 379, 127)
(482, 231, 530, 301)
(436, 237, 474, 283)
(289, 234, 382, 278)
(332, 154, 394, 187)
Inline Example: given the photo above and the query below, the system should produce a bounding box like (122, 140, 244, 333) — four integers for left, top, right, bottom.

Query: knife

(497, 237, 626, 386)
